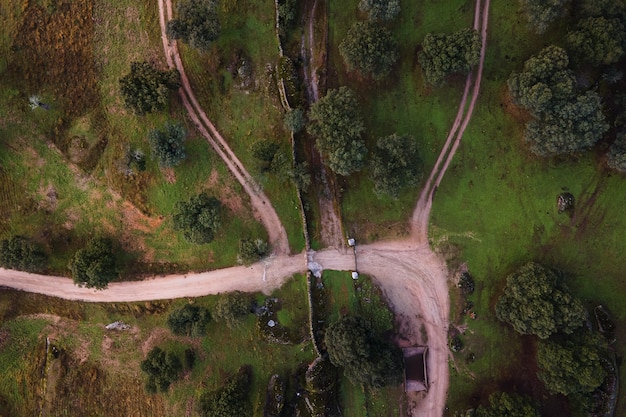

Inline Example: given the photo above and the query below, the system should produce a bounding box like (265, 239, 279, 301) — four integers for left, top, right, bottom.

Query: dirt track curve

(0, 1, 490, 415)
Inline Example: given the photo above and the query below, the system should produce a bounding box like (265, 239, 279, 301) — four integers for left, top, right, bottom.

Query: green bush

(214, 291, 251, 328)
(172, 193, 222, 244)
(148, 122, 187, 168)
(167, 304, 211, 336)
(140, 347, 183, 393)
(119, 62, 180, 115)
(69, 237, 118, 290)
(0, 236, 47, 273)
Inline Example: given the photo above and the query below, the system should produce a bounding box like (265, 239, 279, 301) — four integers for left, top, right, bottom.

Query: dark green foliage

(418, 28, 481, 87)
(507, 45, 575, 116)
(519, 0, 571, 34)
(606, 132, 626, 171)
(495, 262, 587, 339)
(277, 0, 298, 34)
(167, 304, 211, 336)
(69, 237, 118, 290)
(537, 331, 607, 395)
(308, 87, 367, 176)
(358, 0, 400, 21)
(508, 46, 609, 156)
(290, 161, 311, 191)
(370, 134, 422, 198)
(458, 272, 475, 295)
(339, 21, 398, 80)
(166, 0, 220, 51)
(214, 291, 252, 328)
(450, 335, 464, 352)
(0, 236, 47, 273)
(524, 91, 608, 155)
(252, 140, 280, 171)
(237, 238, 269, 265)
(475, 392, 541, 417)
(172, 193, 221, 244)
(566, 17, 626, 66)
(123, 148, 147, 176)
(579, 0, 626, 19)
(140, 347, 182, 393)
(119, 61, 181, 115)
(283, 108, 306, 133)
(148, 122, 187, 168)
(197, 366, 252, 417)
(305, 356, 338, 393)
(324, 315, 403, 388)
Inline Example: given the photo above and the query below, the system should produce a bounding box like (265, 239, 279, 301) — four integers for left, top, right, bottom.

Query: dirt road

(0, 0, 490, 415)
(158, 0, 290, 255)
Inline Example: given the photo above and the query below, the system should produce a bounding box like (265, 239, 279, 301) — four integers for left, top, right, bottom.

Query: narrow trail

(158, 0, 289, 255)
(0, 1, 490, 416)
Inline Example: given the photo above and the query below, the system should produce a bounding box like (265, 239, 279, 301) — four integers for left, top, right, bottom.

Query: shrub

(167, 304, 211, 336)
(238, 238, 269, 265)
(69, 237, 118, 290)
(148, 122, 187, 168)
(214, 291, 251, 328)
(141, 347, 182, 393)
(119, 62, 180, 115)
(172, 193, 222, 244)
(0, 236, 47, 272)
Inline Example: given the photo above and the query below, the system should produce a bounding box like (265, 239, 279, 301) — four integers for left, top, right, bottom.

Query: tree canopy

(214, 291, 251, 328)
(339, 21, 398, 80)
(0, 236, 47, 273)
(172, 193, 222, 244)
(167, 304, 211, 336)
(238, 238, 269, 265)
(519, 0, 571, 34)
(69, 237, 118, 290)
(418, 28, 481, 87)
(537, 331, 607, 396)
(166, 0, 220, 51)
(607, 132, 626, 172)
(358, 0, 400, 21)
(308, 87, 367, 176)
(140, 347, 182, 393)
(495, 262, 587, 339)
(566, 17, 626, 66)
(283, 108, 306, 133)
(324, 315, 403, 388)
(119, 61, 180, 115)
(475, 392, 541, 417)
(148, 121, 187, 168)
(197, 367, 251, 417)
(507, 46, 608, 156)
(370, 134, 422, 198)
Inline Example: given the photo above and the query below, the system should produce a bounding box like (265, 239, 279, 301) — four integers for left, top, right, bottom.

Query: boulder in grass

(557, 192, 575, 213)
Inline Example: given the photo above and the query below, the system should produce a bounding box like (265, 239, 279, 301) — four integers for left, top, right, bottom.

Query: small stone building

(403, 346, 429, 392)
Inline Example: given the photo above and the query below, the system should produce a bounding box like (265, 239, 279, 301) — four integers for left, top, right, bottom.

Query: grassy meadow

(327, 0, 626, 415)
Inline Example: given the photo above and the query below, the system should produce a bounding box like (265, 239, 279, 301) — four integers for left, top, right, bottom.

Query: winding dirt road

(0, 1, 490, 415)
(158, 0, 289, 255)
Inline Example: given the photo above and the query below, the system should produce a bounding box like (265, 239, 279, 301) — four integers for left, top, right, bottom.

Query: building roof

(403, 346, 428, 392)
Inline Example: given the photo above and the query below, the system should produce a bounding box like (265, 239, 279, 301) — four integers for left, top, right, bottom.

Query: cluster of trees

(197, 366, 252, 417)
(148, 122, 187, 168)
(307, 87, 422, 197)
(214, 291, 252, 328)
(324, 315, 403, 388)
(507, 46, 608, 156)
(339, 0, 400, 79)
(119, 62, 180, 115)
(419, 28, 481, 87)
(140, 346, 184, 393)
(519, 0, 571, 34)
(308, 87, 367, 176)
(339, 21, 398, 80)
(167, 304, 212, 336)
(172, 192, 222, 244)
(455, 392, 541, 417)
(370, 134, 422, 198)
(495, 262, 610, 407)
(495, 262, 586, 339)
(69, 237, 118, 290)
(237, 238, 269, 265)
(0, 236, 47, 273)
(166, 0, 220, 51)
(358, 0, 400, 21)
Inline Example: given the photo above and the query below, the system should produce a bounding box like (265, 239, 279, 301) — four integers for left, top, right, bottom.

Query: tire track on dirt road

(158, 0, 290, 256)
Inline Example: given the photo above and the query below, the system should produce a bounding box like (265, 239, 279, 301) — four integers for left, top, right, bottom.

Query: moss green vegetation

(321, 271, 404, 414)
(0, 275, 316, 416)
(0, 0, 267, 275)
(177, 0, 305, 252)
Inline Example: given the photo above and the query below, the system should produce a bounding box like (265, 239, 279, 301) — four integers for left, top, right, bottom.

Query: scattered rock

(557, 192, 575, 213)
(105, 321, 130, 331)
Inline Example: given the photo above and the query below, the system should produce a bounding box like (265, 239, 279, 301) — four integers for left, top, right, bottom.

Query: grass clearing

(424, 1, 626, 414)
